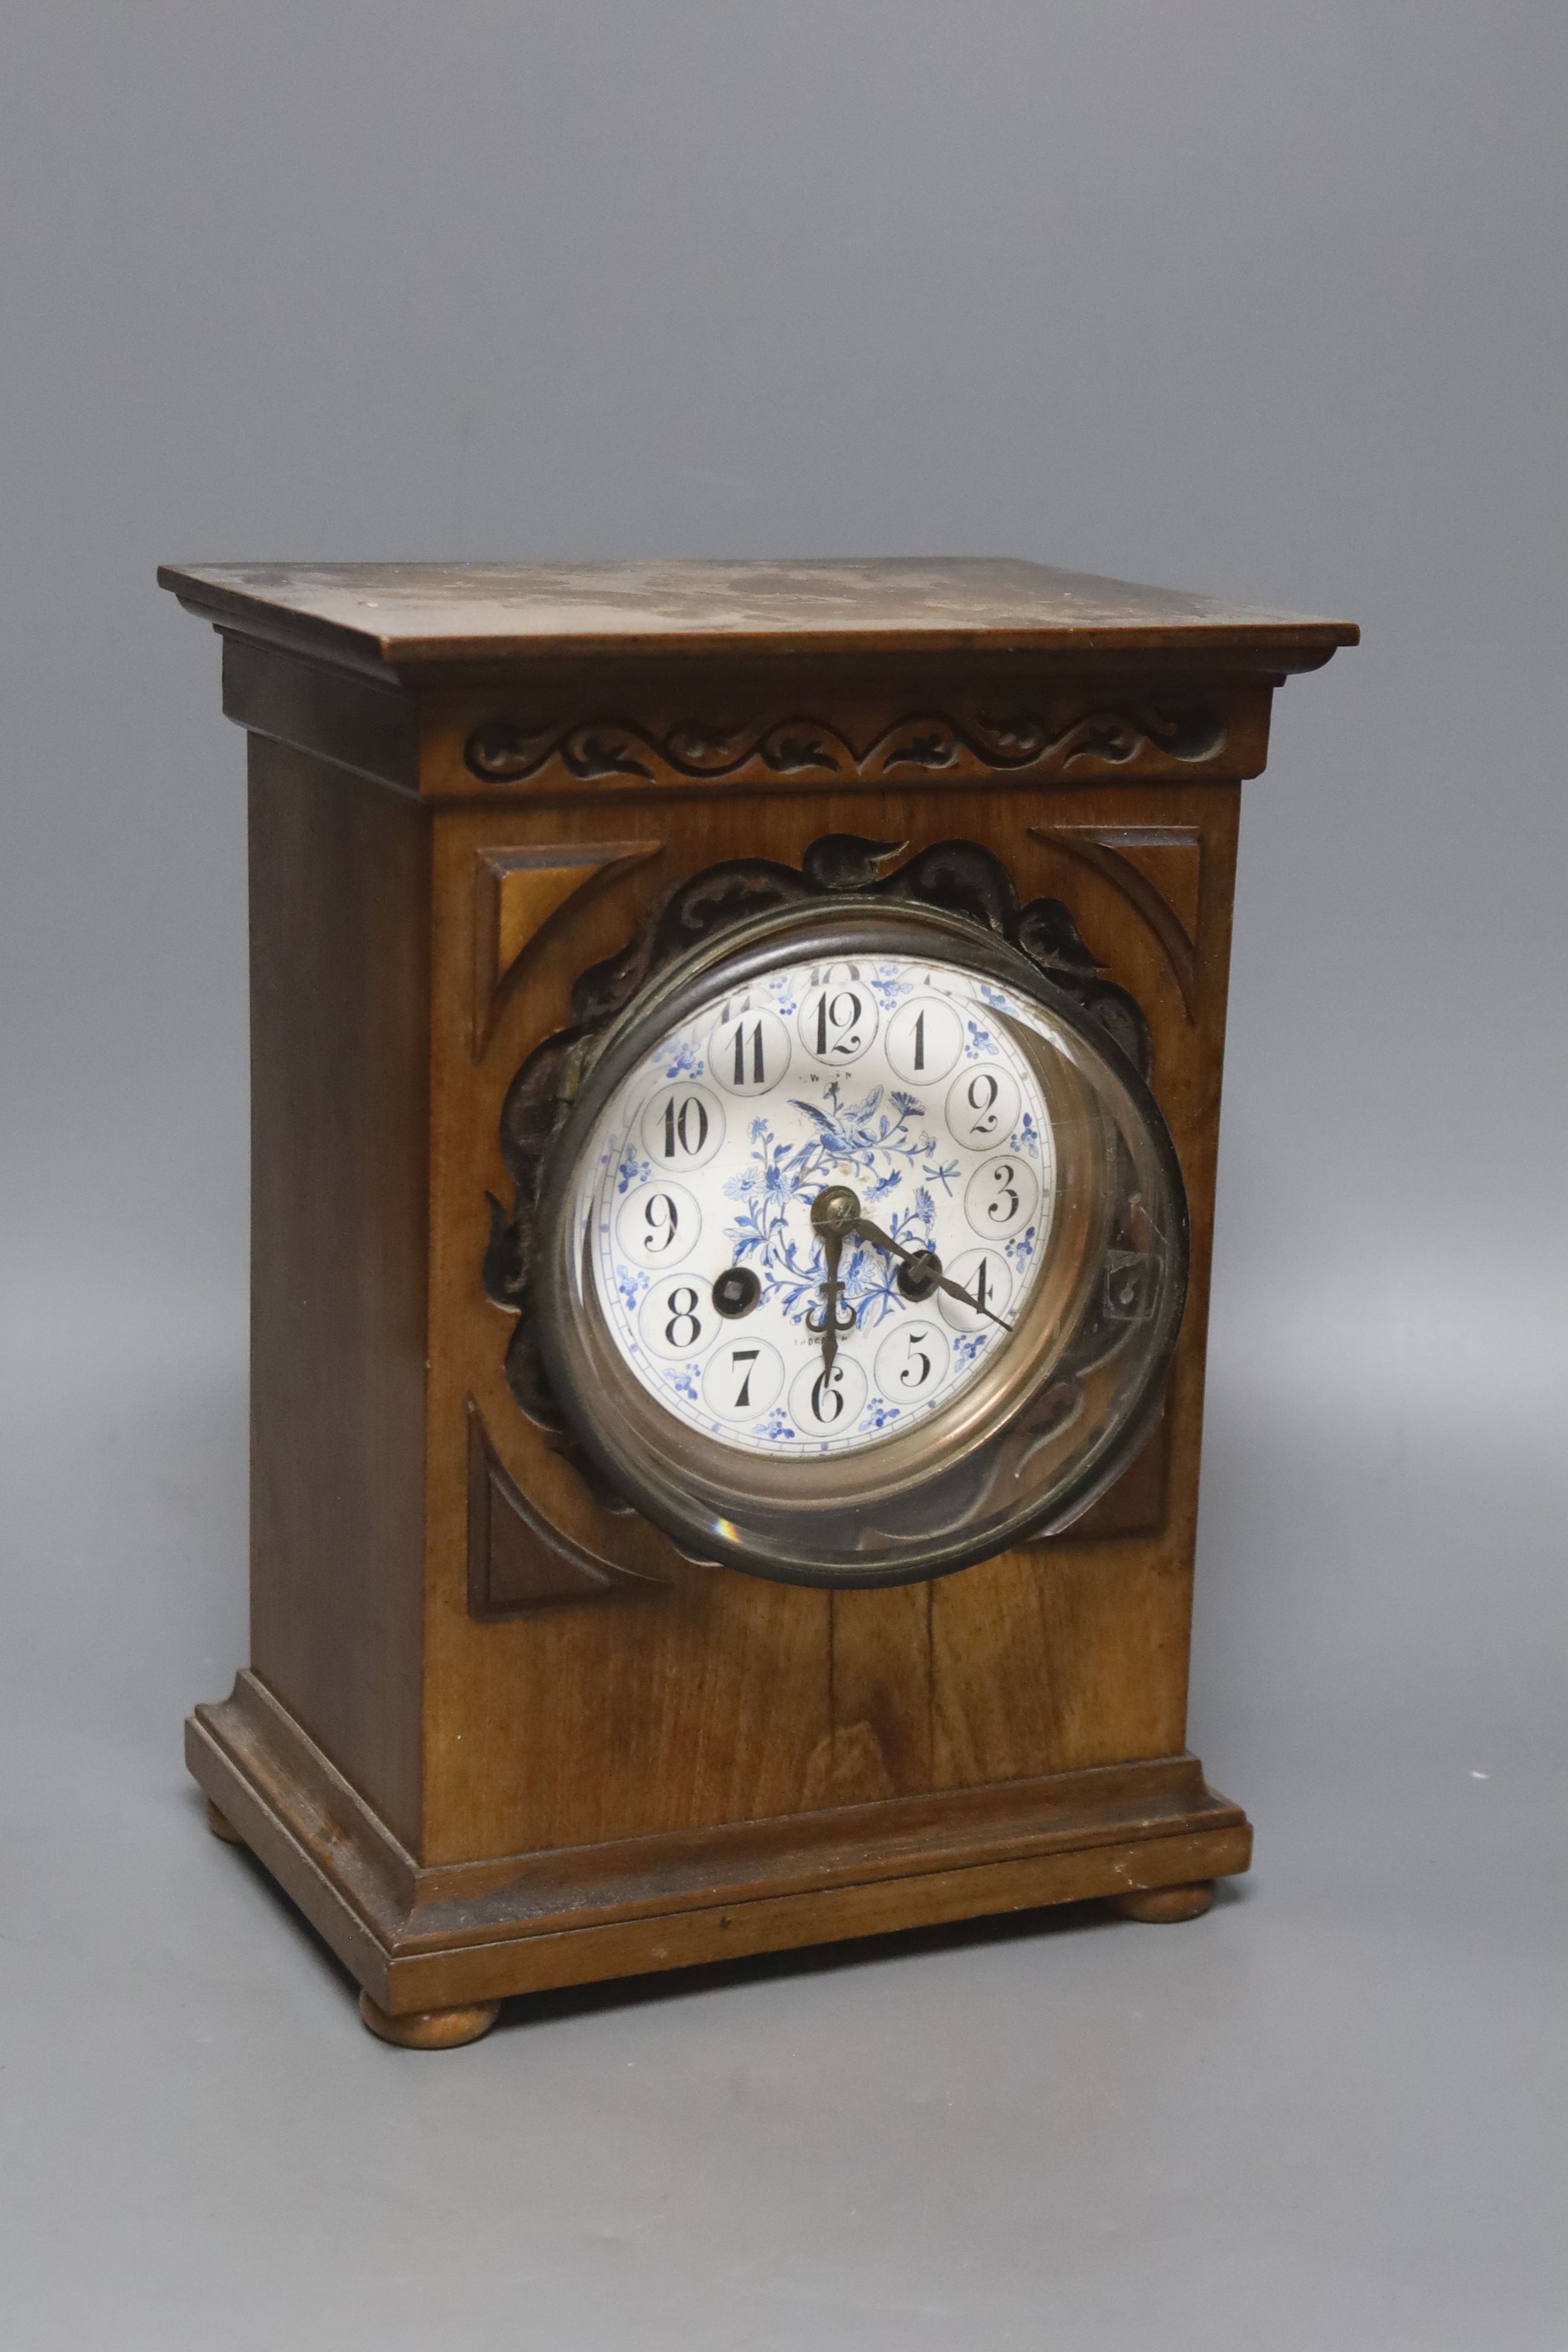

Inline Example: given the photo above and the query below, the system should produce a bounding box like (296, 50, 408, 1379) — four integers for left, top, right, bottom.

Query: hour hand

(806, 1226, 859, 1374)
(806, 1187, 860, 1374)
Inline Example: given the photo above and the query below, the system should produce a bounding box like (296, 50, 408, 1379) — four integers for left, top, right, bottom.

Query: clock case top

(158, 555, 1356, 675)
(163, 558, 1354, 2021)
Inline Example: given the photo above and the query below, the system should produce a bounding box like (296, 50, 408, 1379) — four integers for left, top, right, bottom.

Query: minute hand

(849, 1215, 1013, 1334)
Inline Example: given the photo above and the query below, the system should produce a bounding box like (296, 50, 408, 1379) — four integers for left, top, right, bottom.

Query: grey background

(2, 4, 1563, 2347)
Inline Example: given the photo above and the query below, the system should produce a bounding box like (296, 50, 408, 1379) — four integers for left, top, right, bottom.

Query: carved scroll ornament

(465, 701, 1225, 790)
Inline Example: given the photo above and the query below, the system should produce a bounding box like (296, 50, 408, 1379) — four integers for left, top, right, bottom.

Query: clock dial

(576, 953, 1056, 1457)
(531, 893, 1189, 1587)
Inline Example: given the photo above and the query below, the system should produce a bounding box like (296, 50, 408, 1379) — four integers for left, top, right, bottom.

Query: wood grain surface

(162, 555, 1357, 675)
(247, 740, 429, 1849)
(163, 561, 1353, 2019)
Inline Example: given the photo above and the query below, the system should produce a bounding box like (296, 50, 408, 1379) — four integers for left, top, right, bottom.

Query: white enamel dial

(573, 953, 1057, 1457)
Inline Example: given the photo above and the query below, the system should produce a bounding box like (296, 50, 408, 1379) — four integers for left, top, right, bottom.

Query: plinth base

(1109, 1880, 1215, 1922)
(188, 1671, 1250, 2033)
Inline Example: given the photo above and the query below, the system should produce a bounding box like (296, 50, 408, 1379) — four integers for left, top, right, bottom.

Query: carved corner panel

(1031, 828, 1203, 1021)
(466, 1402, 659, 1617)
(472, 840, 663, 1057)
(458, 836, 682, 1621)
(1027, 1399, 1171, 1547)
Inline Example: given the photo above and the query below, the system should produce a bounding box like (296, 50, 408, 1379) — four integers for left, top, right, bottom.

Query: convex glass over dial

(533, 901, 1187, 1587)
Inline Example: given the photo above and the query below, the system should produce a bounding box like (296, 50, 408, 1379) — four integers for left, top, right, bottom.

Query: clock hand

(806, 1186, 860, 1376)
(848, 1213, 1014, 1335)
(815, 1226, 846, 1377)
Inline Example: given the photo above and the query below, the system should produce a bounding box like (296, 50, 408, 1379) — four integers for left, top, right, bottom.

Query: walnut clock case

(160, 560, 1355, 2050)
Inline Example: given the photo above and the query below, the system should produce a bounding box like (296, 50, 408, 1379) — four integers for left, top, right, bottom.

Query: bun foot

(1110, 1880, 1214, 1923)
(359, 1991, 502, 2050)
(206, 1798, 244, 1846)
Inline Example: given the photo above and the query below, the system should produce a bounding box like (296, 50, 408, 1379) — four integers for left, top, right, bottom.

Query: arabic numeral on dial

(797, 982, 879, 1064)
(964, 1152, 1039, 1238)
(641, 1083, 724, 1169)
(669, 1099, 700, 1156)
(787, 1355, 868, 1432)
(708, 1008, 791, 1097)
(638, 1277, 714, 1359)
(666, 1288, 701, 1347)
(937, 1248, 1014, 1333)
(874, 1319, 950, 1399)
(701, 1339, 785, 1420)
(945, 1063, 1021, 1149)
(615, 1181, 701, 1267)
(886, 993, 964, 1083)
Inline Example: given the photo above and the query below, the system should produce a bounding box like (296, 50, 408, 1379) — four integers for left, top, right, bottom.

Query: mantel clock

(160, 558, 1355, 2047)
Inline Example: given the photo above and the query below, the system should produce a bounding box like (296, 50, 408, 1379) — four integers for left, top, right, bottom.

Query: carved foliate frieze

(463, 697, 1226, 792)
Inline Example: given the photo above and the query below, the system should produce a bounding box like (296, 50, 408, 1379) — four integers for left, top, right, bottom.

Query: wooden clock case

(160, 560, 1355, 2047)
